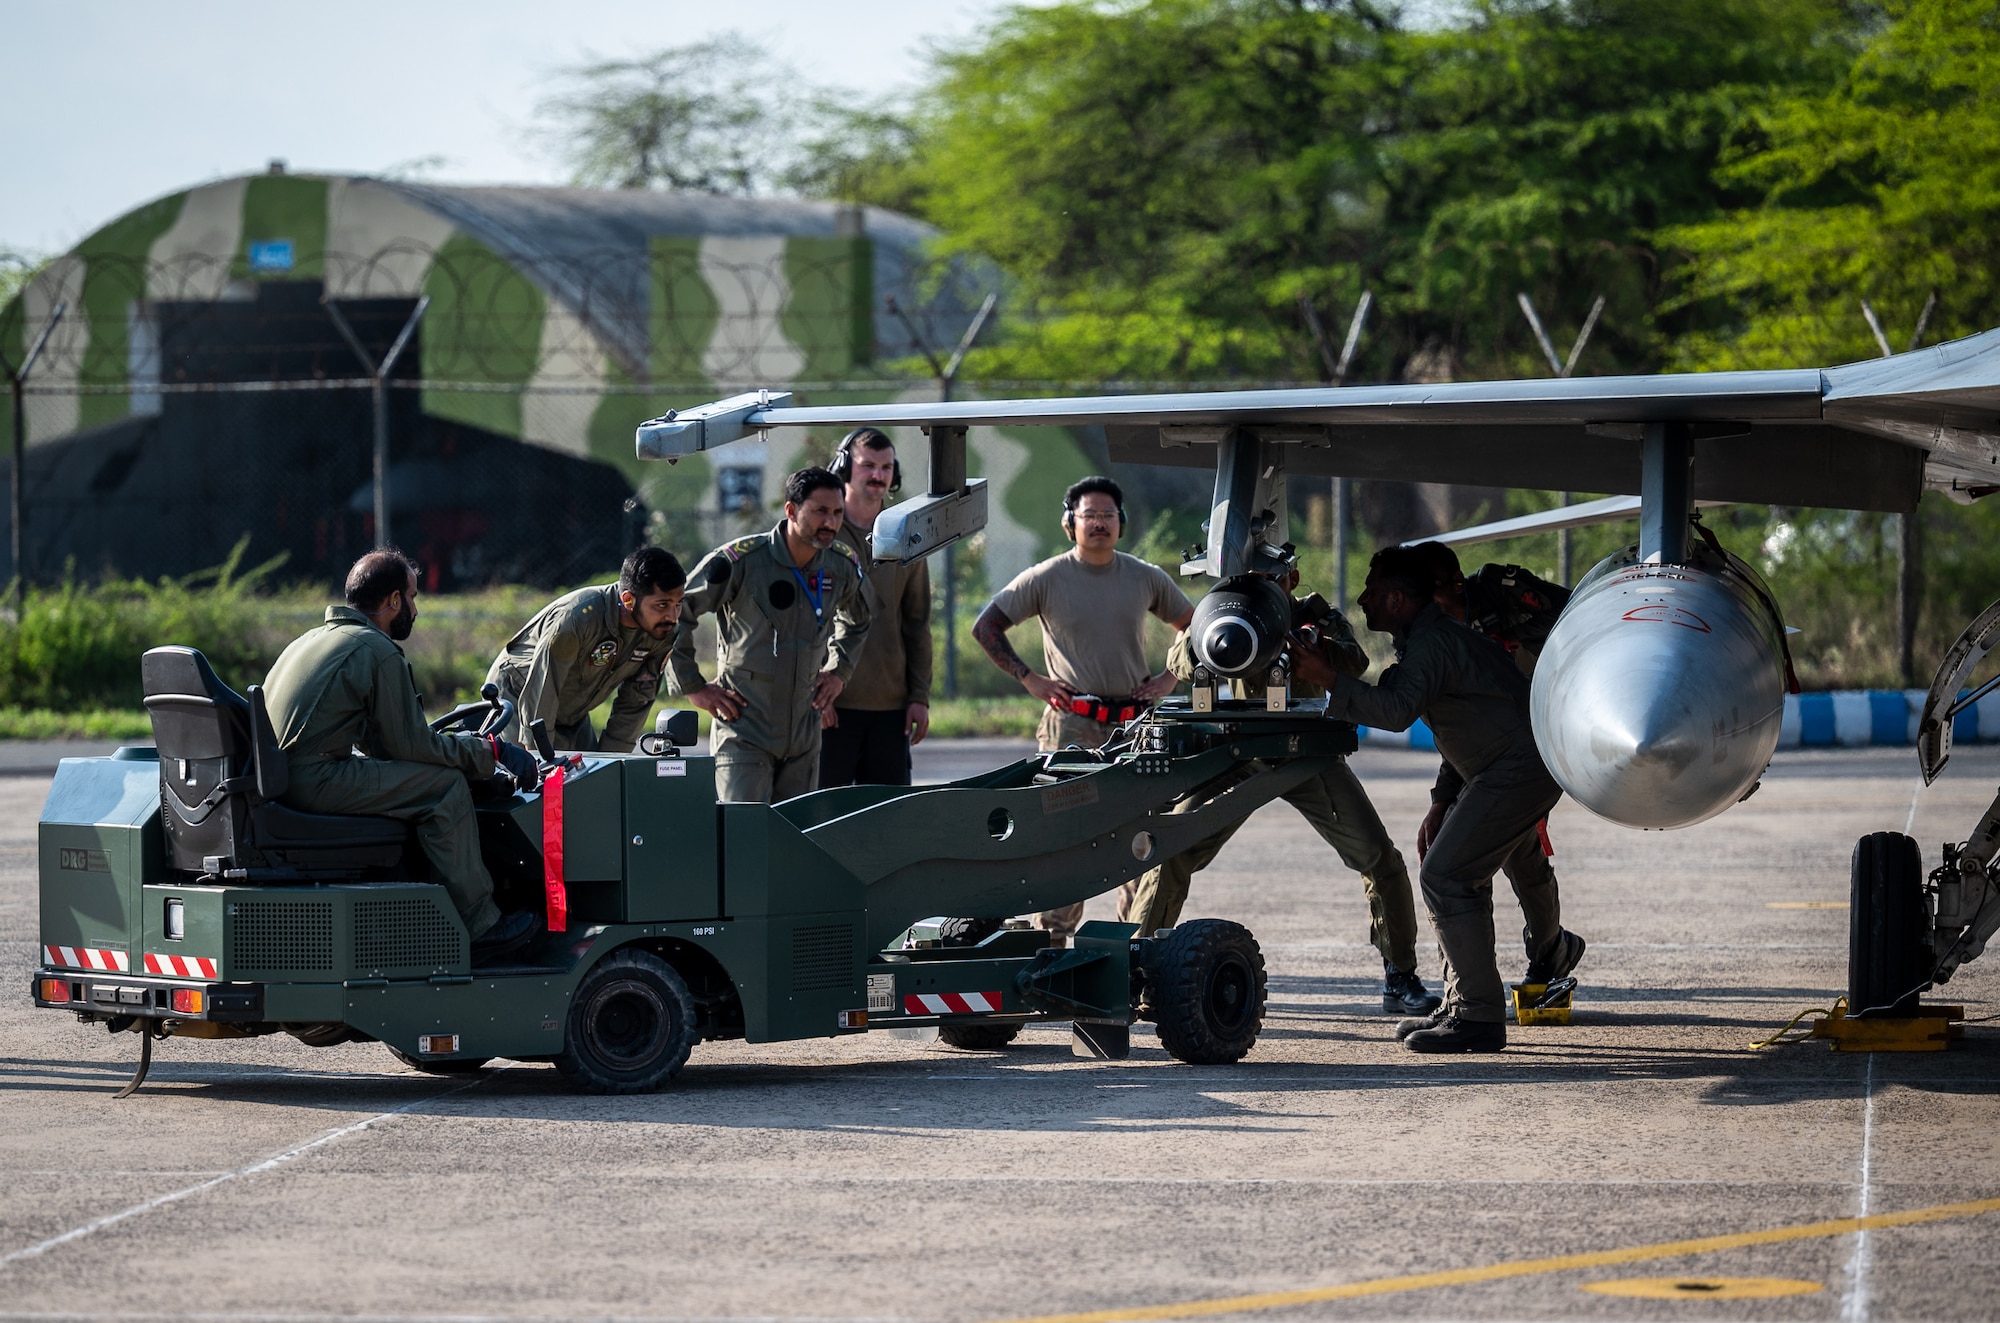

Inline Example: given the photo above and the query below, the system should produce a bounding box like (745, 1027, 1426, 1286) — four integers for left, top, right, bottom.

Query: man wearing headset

(974, 475, 1193, 938)
(818, 428, 933, 787)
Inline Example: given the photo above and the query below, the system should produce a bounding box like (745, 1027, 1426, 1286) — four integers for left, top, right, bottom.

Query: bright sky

(0, 0, 1021, 255)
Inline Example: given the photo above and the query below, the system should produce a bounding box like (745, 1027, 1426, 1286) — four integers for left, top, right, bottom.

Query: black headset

(1061, 484, 1128, 540)
(831, 427, 901, 492)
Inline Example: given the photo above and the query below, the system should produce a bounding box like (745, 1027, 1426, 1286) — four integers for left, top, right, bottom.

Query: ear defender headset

(831, 427, 902, 492)
(1061, 486, 1128, 540)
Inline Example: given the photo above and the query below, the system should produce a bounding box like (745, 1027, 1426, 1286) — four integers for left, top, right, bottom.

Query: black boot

(1394, 1008, 1449, 1041)
(471, 909, 540, 966)
(1403, 1014, 1507, 1053)
(1383, 966, 1443, 1016)
(1524, 929, 1586, 985)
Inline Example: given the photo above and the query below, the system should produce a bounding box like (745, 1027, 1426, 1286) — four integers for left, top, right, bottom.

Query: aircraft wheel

(387, 1047, 492, 1074)
(555, 949, 698, 1093)
(937, 1022, 1021, 1050)
(1145, 918, 1266, 1065)
(1849, 831, 1931, 1017)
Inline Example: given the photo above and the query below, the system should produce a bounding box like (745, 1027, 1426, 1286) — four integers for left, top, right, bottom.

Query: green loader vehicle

(32, 646, 1356, 1094)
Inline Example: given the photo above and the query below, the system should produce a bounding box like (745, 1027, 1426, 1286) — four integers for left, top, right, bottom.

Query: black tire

(1849, 831, 1931, 1017)
(1144, 918, 1266, 1064)
(554, 949, 699, 1093)
(286, 1022, 362, 1048)
(387, 1047, 492, 1074)
(937, 917, 1004, 947)
(937, 1022, 1022, 1050)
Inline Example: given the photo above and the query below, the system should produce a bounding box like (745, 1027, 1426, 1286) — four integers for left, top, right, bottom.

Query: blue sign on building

(246, 239, 295, 272)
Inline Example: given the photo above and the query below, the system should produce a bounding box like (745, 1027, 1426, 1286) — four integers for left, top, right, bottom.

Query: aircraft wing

(637, 326, 2000, 513)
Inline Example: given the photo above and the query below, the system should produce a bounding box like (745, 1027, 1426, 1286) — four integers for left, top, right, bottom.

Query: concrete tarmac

(2, 744, 1997, 1321)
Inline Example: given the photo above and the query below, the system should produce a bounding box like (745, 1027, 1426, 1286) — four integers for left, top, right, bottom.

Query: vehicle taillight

(38, 977, 70, 1004)
(170, 988, 204, 1015)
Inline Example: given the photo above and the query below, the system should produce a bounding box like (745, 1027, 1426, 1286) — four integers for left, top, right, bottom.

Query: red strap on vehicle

(541, 763, 568, 933)
(1535, 817, 1554, 858)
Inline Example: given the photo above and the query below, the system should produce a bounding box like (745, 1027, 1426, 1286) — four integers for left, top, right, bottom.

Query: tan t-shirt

(989, 551, 1192, 697)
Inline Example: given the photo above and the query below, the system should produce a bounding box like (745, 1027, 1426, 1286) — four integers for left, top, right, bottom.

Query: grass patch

(0, 708, 155, 740)
(925, 696, 1041, 739)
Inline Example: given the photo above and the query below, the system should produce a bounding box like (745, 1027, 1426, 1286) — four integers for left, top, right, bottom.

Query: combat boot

(1524, 929, 1586, 985)
(1394, 1008, 1449, 1041)
(1382, 966, 1442, 1016)
(471, 909, 540, 966)
(1403, 1014, 1506, 1053)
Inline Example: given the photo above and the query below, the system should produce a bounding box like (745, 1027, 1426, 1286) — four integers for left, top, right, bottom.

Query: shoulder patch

(828, 539, 862, 570)
(724, 536, 761, 561)
(587, 639, 619, 668)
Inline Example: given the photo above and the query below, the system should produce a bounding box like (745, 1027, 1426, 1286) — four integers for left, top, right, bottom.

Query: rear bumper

(31, 969, 264, 1021)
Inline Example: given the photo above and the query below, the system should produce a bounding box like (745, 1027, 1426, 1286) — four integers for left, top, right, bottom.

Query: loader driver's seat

(142, 646, 406, 876)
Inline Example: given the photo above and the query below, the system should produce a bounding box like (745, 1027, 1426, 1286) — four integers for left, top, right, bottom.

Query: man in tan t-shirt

(974, 475, 1194, 937)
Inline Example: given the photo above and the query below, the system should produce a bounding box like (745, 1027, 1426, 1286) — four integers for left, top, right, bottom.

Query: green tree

(907, 0, 1858, 384)
(537, 36, 799, 194)
(1661, 0, 2000, 370)
(1385, 0, 1859, 380)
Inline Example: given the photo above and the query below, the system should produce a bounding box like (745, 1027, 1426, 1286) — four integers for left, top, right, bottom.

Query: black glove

(491, 737, 542, 789)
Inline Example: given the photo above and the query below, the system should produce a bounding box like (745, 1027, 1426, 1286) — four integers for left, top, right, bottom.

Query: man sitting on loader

(262, 549, 545, 963)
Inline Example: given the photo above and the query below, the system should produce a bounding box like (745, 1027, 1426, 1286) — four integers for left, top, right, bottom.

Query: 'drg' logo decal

(1622, 604, 1712, 632)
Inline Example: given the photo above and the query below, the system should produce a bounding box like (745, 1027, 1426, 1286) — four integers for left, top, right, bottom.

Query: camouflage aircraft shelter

(0, 171, 1097, 590)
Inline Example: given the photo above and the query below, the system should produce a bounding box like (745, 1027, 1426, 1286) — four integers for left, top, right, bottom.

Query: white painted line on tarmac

(1843, 1054, 1878, 1323)
(0, 1071, 501, 1271)
(1903, 779, 1924, 836)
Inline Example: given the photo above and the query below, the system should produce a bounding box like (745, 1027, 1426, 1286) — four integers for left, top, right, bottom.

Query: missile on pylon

(1530, 544, 1788, 830)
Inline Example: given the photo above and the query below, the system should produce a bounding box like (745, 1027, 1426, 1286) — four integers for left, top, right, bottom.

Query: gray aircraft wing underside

(638, 326, 2000, 514)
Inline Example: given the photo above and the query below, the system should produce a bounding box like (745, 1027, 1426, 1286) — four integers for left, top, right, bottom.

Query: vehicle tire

(286, 1022, 361, 1047)
(386, 1047, 492, 1074)
(1144, 918, 1266, 1065)
(553, 949, 698, 1094)
(1849, 831, 1931, 1018)
(937, 1022, 1022, 1050)
(937, 917, 1004, 947)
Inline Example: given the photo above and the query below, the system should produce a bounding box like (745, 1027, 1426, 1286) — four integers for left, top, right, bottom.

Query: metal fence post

(326, 296, 429, 549)
(5, 300, 66, 615)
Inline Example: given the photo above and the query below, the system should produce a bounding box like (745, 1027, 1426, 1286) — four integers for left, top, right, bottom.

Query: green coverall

(486, 583, 672, 753)
(1126, 612, 1422, 974)
(263, 606, 501, 938)
(669, 522, 871, 803)
(1325, 604, 1564, 1024)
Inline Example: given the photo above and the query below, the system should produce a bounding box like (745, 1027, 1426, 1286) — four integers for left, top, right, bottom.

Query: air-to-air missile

(1531, 541, 1789, 829)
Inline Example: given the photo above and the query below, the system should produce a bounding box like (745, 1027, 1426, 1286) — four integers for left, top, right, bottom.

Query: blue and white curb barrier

(1356, 690, 2000, 752)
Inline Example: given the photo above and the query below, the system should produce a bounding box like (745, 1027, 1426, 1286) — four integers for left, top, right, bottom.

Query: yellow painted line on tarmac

(983, 1195, 2000, 1323)
(1767, 901, 1849, 909)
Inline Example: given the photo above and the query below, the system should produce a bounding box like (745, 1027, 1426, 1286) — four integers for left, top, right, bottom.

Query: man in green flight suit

(485, 546, 688, 753)
(263, 549, 544, 962)
(1127, 567, 1441, 1015)
(671, 467, 871, 803)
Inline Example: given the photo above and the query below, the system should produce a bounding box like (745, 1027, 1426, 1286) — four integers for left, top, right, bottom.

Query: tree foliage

(899, 0, 1858, 383)
(537, 36, 800, 194)
(1663, 0, 2000, 369)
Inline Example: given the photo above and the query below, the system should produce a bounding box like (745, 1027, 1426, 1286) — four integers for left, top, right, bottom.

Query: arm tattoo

(973, 604, 1032, 680)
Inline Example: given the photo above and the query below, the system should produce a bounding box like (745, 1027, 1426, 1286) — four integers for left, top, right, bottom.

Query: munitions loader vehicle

(32, 647, 1355, 1094)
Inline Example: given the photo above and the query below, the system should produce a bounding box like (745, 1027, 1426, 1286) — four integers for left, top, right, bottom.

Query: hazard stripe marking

(903, 991, 1006, 1016)
(44, 945, 128, 972)
(142, 953, 218, 980)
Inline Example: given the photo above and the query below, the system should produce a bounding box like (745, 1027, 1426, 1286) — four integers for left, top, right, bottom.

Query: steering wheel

(430, 682, 515, 739)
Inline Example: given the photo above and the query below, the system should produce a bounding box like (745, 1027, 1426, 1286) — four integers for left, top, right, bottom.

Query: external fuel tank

(1530, 544, 1788, 829)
